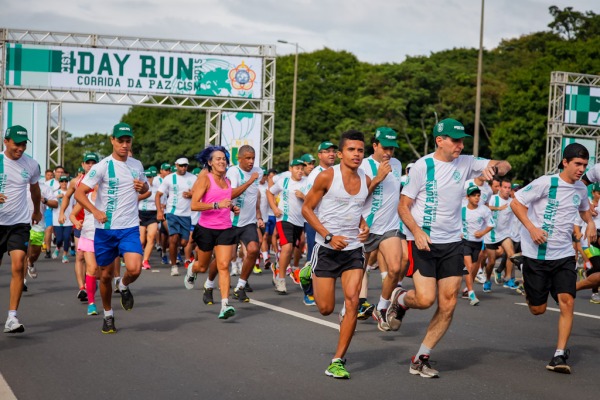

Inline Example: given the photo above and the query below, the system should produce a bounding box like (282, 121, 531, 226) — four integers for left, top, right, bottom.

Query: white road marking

(250, 299, 340, 330)
(515, 303, 600, 320)
(0, 372, 17, 400)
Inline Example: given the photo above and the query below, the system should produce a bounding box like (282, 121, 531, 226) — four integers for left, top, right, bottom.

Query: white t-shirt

(227, 165, 263, 227)
(258, 182, 271, 218)
(511, 213, 523, 242)
(464, 179, 493, 205)
(515, 174, 589, 260)
(360, 156, 402, 234)
(269, 176, 307, 227)
(139, 178, 158, 212)
(401, 154, 489, 243)
(158, 172, 196, 217)
(306, 165, 328, 192)
(82, 155, 147, 230)
(462, 204, 495, 242)
(272, 171, 291, 185)
(81, 192, 96, 240)
(53, 187, 73, 227)
(0, 152, 41, 225)
(484, 195, 514, 244)
(28, 182, 56, 230)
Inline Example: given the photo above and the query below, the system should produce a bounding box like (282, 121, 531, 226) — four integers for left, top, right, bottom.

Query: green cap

(466, 185, 481, 196)
(290, 159, 306, 167)
(192, 167, 201, 175)
(4, 125, 30, 144)
(144, 169, 157, 177)
(433, 118, 471, 139)
(374, 127, 399, 148)
(59, 175, 70, 182)
(83, 152, 100, 163)
(148, 166, 158, 173)
(511, 183, 521, 190)
(160, 163, 171, 171)
(300, 153, 316, 163)
(170, 165, 177, 172)
(593, 183, 600, 192)
(318, 141, 338, 151)
(77, 167, 85, 173)
(261, 167, 268, 175)
(112, 122, 134, 138)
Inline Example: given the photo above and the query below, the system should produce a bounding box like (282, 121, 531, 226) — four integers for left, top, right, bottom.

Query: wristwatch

(42, 198, 48, 204)
(324, 233, 333, 244)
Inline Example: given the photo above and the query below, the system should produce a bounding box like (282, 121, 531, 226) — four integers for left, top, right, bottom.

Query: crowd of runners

(2, 119, 600, 379)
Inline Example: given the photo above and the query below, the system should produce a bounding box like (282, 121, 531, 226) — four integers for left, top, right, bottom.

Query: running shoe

(114, 277, 121, 293)
(184, 267, 197, 290)
(203, 288, 214, 305)
(234, 287, 250, 302)
(177, 253, 183, 265)
(290, 268, 301, 285)
(45, 251, 51, 259)
(244, 282, 254, 292)
(142, 260, 151, 270)
(409, 355, 439, 378)
(590, 293, 600, 304)
(170, 265, 180, 276)
(4, 316, 25, 334)
(274, 277, 287, 295)
(70, 249, 76, 256)
(62, 255, 69, 263)
(270, 262, 279, 286)
(299, 262, 312, 293)
(285, 266, 293, 276)
(468, 292, 480, 306)
(516, 283, 526, 296)
(372, 308, 390, 332)
(264, 260, 272, 271)
(461, 288, 469, 299)
(87, 303, 98, 316)
(77, 289, 88, 302)
(483, 281, 492, 293)
(475, 271, 486, 284)
(101, 316, 117, 334)
(218, 305, 236, 320)
(161, 255, 168, 265)
(503, 278, 519, 290)
(494, 269, 502, 285)
(325, 359, 350, 379)
(387, 287, 408, 331)
(27, 264, 38, 279)
(52, 249, 59, 259)
(230, 261, 239, 276)
(120, 287, 134, 311)
(510, 253, 523, 266)
(22, 280, 28, 292)
(546, 350, 570, 374)
(253, 265, 263, 274)
(357, 301, 375, 320)
(303, 294, 316, 306)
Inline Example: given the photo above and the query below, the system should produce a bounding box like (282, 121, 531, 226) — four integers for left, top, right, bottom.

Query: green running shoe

(299, 262, 313, 293)
(218, 305, 236, 320)
(325, 358, 350, 379)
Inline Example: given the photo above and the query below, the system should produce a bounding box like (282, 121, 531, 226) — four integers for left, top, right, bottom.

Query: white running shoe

(274, 277, 287, 294)
(170, 265, 180, 276)
(27, 264, 38, 279)
(4, 316, 24, 333)
(475, 272, 486, 284)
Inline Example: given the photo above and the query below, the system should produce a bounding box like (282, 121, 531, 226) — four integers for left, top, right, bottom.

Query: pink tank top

(198, 173, 233, 230)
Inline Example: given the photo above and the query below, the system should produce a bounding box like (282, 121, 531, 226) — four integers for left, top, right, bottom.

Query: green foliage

(65, 6, 599, 181)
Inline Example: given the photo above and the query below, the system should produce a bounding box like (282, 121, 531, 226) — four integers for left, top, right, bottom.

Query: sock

(415, 343, 431, 359)
(236, 257, 242, 264)
(377, 296, 391, 311)
(104, 309, 114, 318)
(86, 274, 97, 304)
(367, 264, 373, 270)
(554, 349, 565, 357)
(237, 279, 247, 290)
(118, 280, 128, 292)
(398, 292, 407, 308)
(468, 290, 475, 296)
(221, 298, 229, 308)
(8, 310, 17, 319)
(204, 279, 214, 289)
(113, 277, 120, 286)
(381, 271, 388, 280)
(262, 251, 269, 262)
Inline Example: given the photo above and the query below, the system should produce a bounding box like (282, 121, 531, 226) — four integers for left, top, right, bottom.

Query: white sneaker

(590, 292, 600, 304)
(475, 272, 486, 284)
(27, 264, 38, 279)
(184, 266, 197, 290)
(170, 265, 180, 276)
(4, 316, 25, 333)
(51, 249, 59, 259)
(274, 277, 287, 294)
(230, 261, 239, 276)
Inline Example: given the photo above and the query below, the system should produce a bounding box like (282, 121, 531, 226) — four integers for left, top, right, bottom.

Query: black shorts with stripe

(310, 243, 365, 279)
(406, 240, 466, 280)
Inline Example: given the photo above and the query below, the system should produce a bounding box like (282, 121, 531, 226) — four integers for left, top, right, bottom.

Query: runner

(189, 146, 240, 319)
(139, 168, 159, 270)
(267, 159, 308, 295)
(52, 176, 74, 264)
(511, 142, 594, 373)
(156, 157, 197, 277)
(461, 186, 495, 305)
(158, 162, 171, 264)
(301, 129, 370, 379)
(388, 118, 510, 378)
(75, 122, 149, 334)
(26, 181, 58, 284)
(259, 168, 278, 270)
(43, 165, 65, 258)
(359, 127, 403, 331)
(1, 125, 42, 333)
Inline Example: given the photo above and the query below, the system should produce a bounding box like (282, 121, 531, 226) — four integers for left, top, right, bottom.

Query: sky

(1, 0, 598, 137)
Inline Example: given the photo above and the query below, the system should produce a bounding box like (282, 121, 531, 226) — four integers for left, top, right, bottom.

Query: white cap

(406, 162, 415, 170)
(175, 157, 189, 165)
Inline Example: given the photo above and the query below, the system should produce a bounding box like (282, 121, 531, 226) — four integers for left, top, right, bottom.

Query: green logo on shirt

(452, 170, 461, 183)
(573, 194, 581, 206)
(20, 169, 30, 181)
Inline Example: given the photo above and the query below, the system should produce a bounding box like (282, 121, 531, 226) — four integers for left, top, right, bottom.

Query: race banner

(564, 85, 600, 126)
(220, 112, 262, 167)
(4, 43, 262, 99)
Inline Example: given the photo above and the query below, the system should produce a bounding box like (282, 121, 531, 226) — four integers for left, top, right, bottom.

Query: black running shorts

(192, 224, 237, 252)
(463, 239, 483, 261)
(0, 223, 30, 257)
(234, 223, 259, 246)
(407, 240, 465, 280)
(311, 244, 365, 279)
(522, 256, 576, 306)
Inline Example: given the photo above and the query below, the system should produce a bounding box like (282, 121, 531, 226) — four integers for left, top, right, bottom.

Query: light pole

(278, 39, 299, 165)
(473, 0, 484, 157)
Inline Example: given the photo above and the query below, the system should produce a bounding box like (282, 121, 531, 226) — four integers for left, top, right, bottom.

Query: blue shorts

(44, 208, 53, 228)
(166, 214, 191, 237)
(94, 226, 143, 267)
(266, 216, 276, 235)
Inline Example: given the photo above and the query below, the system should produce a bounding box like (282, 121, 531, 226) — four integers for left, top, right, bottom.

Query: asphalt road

(0, 251, 598, 400)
